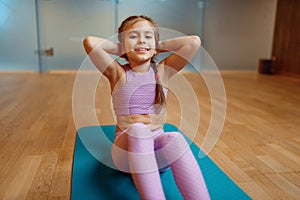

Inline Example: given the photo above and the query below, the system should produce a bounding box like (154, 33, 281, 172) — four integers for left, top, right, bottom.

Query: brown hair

(118, 15, 166, 106)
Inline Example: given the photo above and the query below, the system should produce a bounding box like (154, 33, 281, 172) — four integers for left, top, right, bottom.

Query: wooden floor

(0, 71, 299, 199)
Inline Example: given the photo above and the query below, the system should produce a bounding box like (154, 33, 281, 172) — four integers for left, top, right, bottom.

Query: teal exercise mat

(72, 124, 251, 200)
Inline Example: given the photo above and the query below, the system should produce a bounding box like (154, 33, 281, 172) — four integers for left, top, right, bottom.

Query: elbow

(83, 36, 89, 48)
(190, 35, 201, 48)
(83, 36, 93, 54)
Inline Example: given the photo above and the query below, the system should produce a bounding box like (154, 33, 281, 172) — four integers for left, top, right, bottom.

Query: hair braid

(151, 57, 166, 106)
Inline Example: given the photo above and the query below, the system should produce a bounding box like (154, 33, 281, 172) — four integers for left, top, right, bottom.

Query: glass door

(37, 0, 115, 72)
(118, 0, 204, 36)
(36, 0, 205, 72)
(0, 0, 39, 71)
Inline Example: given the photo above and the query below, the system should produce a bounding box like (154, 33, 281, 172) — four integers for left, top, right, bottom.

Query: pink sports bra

(112, 64, 167, 116)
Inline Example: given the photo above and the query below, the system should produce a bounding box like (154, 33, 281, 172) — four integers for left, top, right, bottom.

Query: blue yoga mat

(72, 124, 251, 200)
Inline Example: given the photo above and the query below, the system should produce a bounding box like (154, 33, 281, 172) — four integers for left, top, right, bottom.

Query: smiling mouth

(134, 48, 150, 52)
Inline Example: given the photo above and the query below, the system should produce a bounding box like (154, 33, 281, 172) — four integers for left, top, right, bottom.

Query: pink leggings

(111, 123, 210, 200)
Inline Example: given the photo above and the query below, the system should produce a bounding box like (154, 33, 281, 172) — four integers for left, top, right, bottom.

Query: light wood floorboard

(0, 71, 299, 199)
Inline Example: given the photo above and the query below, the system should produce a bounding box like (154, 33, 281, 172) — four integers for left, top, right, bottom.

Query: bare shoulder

(107, 63, 126, 92)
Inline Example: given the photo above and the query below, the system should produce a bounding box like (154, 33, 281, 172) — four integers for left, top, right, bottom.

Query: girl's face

(123, 20, 157, 66)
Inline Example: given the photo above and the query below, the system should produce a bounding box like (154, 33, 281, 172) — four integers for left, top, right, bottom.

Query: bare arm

(158, 36, 201, 78)
(83, 36, 124, 82)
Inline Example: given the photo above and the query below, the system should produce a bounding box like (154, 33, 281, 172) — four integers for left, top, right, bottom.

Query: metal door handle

(35, 47, 54, 56)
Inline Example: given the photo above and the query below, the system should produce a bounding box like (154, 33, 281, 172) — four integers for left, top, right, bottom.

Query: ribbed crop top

(112, 64, 168, 116)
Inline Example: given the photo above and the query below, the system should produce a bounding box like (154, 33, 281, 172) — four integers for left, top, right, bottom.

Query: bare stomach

(115, 113, 166, 133)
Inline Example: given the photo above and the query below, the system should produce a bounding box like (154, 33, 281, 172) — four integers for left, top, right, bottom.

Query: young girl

(83, 15, 210, 200)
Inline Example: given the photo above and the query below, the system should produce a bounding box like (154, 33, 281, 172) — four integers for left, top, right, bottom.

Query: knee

(158, 132, 190, 155)
(126, 123, 151, 139)
(126, 123, 155, 153)
(156, 132, 190, 163)
(161, 132, 186, 146)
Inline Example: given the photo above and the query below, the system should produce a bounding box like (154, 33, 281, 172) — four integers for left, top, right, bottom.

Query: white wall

(202, 0, 277, 70)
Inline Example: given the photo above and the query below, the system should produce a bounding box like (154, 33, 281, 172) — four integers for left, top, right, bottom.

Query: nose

(138, 36, 146, 44)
